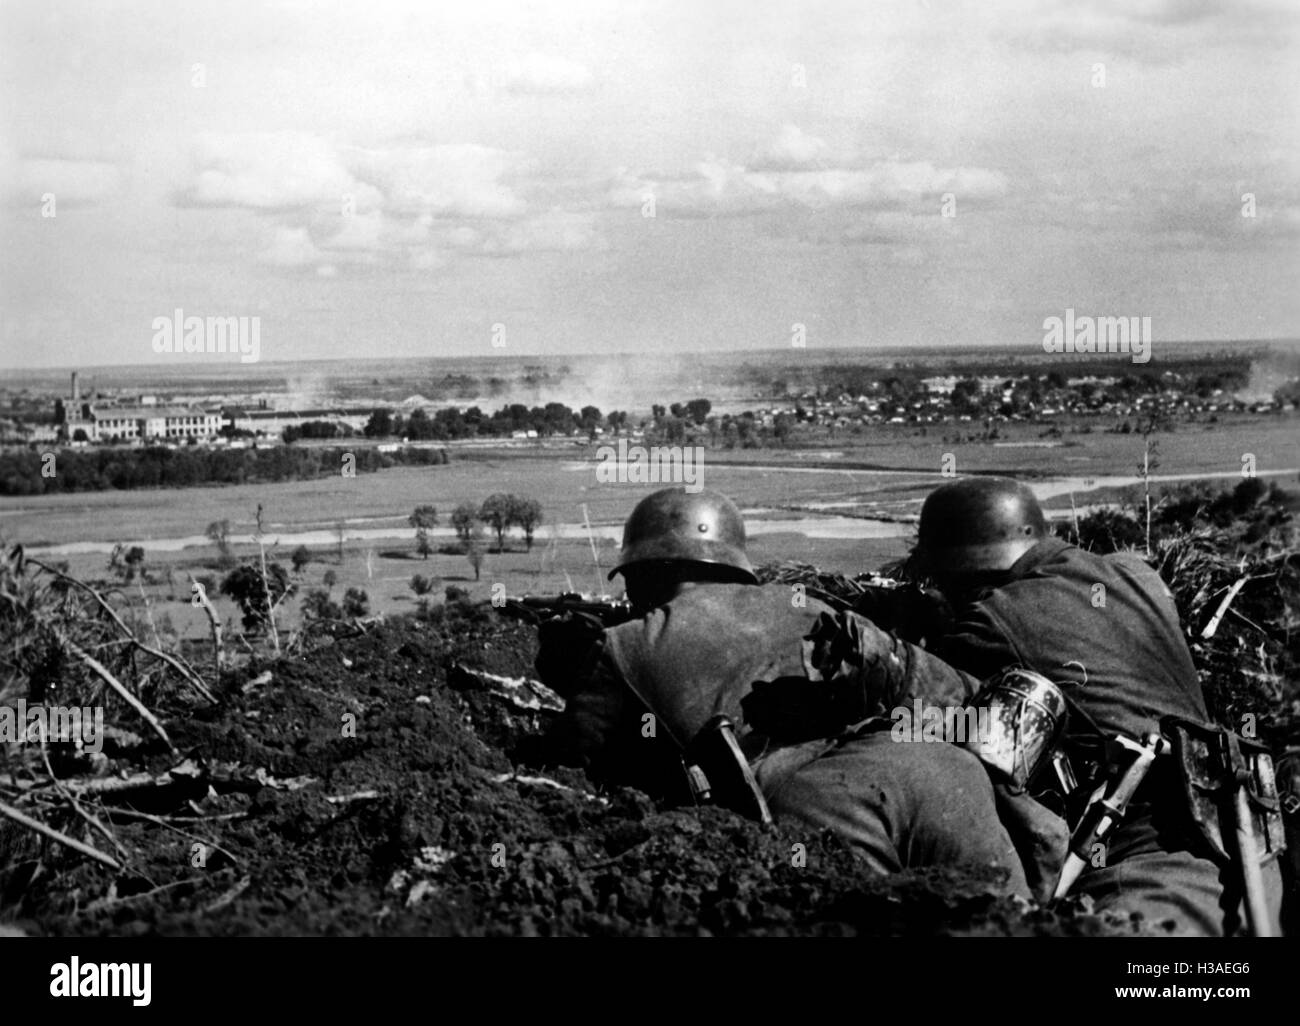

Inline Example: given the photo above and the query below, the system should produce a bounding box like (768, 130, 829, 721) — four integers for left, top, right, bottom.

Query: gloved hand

(534, 611, 606, 698)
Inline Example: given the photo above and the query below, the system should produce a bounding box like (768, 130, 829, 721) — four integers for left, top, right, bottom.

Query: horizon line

(4, 336, 1297, 376)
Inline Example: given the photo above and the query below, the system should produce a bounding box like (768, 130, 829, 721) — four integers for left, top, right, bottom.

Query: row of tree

(407, 493, 544, 559)
(361, 404, 633, 442)
(0, 444, 447, 495)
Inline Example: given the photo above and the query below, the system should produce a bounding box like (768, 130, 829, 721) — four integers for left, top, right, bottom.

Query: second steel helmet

(916, 476, 1048, 575)
(609, 487, 757, 582)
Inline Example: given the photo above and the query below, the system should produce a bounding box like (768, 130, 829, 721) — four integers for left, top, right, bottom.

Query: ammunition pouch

(1162, 715, 1287, 870)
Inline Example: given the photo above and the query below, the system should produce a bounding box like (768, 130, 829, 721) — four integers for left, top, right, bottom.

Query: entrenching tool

(1163, 716, 1285, 937)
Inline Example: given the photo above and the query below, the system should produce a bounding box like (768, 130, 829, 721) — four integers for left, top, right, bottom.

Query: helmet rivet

(609, 488, 755, 583)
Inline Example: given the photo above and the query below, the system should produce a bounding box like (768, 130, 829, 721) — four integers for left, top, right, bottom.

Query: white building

(56, 372, 223, 442)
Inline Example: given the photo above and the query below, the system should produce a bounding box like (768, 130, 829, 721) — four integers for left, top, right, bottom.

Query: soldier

(528, 486, 1031, 894)
(745, 476, 1285, 935)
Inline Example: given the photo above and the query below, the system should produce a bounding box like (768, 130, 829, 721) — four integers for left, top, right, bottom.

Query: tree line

(361, 403, 633, 441)
(0, 444, 448, 495)
(405, 493, 543, 553)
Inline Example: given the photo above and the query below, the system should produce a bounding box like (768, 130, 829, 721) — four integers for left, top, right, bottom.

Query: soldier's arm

(530, 635, 627, 769)
(534, 610, 608, 699)
(933, 604, 1023, 683)
(809, 609, 987, 713)
(745, 609, 989, 741)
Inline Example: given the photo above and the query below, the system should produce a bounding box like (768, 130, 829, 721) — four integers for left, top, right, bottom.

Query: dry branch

(0, 796, 123, 871)
(28, 558, 217, 704)
(102, 806, 240, 866)
(39, 735, 129, 860)
(53, 630, 174, 752)
(1201, 577, 1248, 640)
(189, 574, 225, 681)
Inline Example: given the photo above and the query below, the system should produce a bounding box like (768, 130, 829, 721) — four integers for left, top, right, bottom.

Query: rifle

(826, 576, 954, 648)
(495, 593, 635, 703)
(494, 592, 636, 629)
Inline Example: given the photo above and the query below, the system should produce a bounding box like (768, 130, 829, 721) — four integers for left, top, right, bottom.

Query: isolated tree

(685, 398, 712, 425)
(409, 574, 435, 596)
(301, 589, 341, 622)
(109, 544, 147, 583)
(479, 493, 517, 552)
(513, 498, 543, 552)
(409, 505, 438, 559)
(579, 405, 603, 434)
(951, 378, 982, 415)
(451, 502, 479, 544)
(123, 545, 147, 583)
(220, 562, 293, 633)
(466, 534, 485, 581)
(206, 519, 233, 566)
(1137, 413, 1169, 557)
(291, 545, 311, 573)
(409, 505, 438, 530)
(363, 409, 394, 438)
(341, 587, 369, 619)
(322, 569, 338, 592)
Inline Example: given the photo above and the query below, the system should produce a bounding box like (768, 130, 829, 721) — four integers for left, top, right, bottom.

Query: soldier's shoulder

(665, 581, 834, 618)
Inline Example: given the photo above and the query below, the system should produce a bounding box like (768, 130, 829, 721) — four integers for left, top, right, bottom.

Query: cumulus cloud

(611, 154, 1007, 218)
(260, 226, 326, 267)
(177, 132, 379, 211)
(752, 125, 831, 171)
(319, 209, 386, 251)
(349, 143, 528, 219)
(1, 151, 122, 207)
(1010, 0, 1298, 55)
(1035, 174, 1300, 249)
(178, 131, 598, 273)
(505, 52, 594, 95)
(480, 209, 601, 255)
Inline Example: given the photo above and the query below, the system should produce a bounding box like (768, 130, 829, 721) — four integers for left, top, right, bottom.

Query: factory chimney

(71, 371, 80, 402)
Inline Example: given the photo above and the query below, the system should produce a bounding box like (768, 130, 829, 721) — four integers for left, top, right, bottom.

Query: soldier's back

(604, 582, 834, 747)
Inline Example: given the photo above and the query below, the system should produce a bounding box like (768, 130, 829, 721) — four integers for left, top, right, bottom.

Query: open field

(5, 415, 1296, 545)
(1, 413, 1294, 641)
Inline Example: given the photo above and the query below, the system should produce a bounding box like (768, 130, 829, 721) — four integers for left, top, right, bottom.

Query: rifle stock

(495, 592, 635, 627)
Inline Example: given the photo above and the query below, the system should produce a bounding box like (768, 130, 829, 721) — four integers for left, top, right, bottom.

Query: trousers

(1071, 801, 1285, 936)
(752, 729, 1030, 897)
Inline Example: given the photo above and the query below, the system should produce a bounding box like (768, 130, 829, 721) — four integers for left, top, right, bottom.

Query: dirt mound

(2, 614, 1166, 936)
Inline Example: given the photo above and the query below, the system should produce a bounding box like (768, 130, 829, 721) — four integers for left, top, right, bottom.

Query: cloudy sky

(1, 0, 1297, 369)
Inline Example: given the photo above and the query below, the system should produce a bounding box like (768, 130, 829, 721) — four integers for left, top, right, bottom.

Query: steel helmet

(916, 476, 1048, 575)
(609, 487, 757, 582)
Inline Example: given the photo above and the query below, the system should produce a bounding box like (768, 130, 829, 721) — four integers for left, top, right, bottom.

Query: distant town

(2, 357, 1294, 452)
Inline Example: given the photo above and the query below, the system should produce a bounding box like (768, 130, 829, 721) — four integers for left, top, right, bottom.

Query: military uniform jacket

(538, 582, 835, 796)
(932, 537, 1208, 742)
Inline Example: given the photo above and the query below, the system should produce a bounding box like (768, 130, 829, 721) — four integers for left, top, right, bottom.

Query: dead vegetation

(0, 480, 1294, 935)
